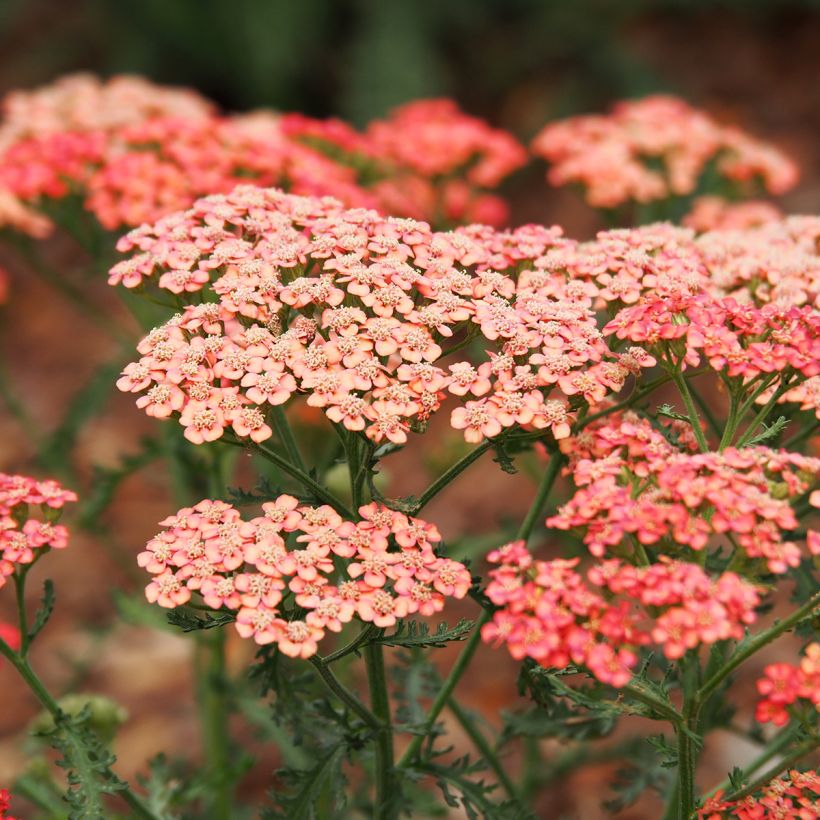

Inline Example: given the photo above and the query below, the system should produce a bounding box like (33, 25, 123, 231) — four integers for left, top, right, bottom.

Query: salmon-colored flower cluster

(139, 497, 470, 658)
(550, 416, 820, 573)
(0, 473, 76, 590)
(699, 770, 820, 819)
(481, 540, 760, 686)
(114, 186, 651, 447)
(532, 95, 797, 209)
(755, 643, 820, 726)
(0, 76, 525, 236)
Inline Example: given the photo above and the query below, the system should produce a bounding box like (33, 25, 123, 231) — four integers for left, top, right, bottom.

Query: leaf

(371, 619, 474, 650)
(656, 403, 689, 422)
(38, 707, 126, 819)
(492, 439, 517, 475)
(166, 609, 235, 633)
(728, 766, 746, 792)
(263, 745, 347, 820)
(28, 579, 56, 645)
(745, 416, 789, 447)
(226, 476, 280, 506)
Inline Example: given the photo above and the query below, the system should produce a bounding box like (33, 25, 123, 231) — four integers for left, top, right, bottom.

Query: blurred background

(1, 1, 818, 817)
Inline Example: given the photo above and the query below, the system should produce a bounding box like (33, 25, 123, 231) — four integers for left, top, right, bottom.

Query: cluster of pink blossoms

(0, 473, 76, 590)
(480, 540, 760, 686)
(684, 196, 782, 233)
(139, 497, 470, 658)
(113, 186, 653, 447)
(699, 771, 820, 819)
(0, 76, 525, 235)
(531, 95, 798, 208)
(755, 643, 820, 726)
(0, 789, 17, 820)
(550, 416, 820, 573)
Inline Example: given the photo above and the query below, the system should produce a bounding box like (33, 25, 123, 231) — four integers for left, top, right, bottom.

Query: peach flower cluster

(684, 196, 782, 232)
(549, 416, 820, 573)
(0, 473, 77, 590)
(699, 770, 820, 820)
(481, 540, 760, 686)
(139, 497, 470, 658)
(532, 95, 797, 208)
(114, 186, 651, 447)
(755, 643, 820, 726)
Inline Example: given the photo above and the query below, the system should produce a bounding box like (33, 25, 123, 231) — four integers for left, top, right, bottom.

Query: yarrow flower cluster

(114, 186, 653, 447)
(755, 643, 820, 726)
(698, 770, 820, 819)
(532, 95, 797, 208)
(684, 196, 782, 233)
(139, 497, 470, 658)
(0, 789, 17, 820)
(550, 416, 820, 573)
(480, 540, 760, 686)
(0, 76, 525, 236)
(0, 473, 76, 590)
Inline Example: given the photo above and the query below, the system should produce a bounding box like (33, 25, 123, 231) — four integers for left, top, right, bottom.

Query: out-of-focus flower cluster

(480, 539, 760, 686)
(550, 415, 820, 573)
(0, 788, 18, 820)
(0, 473, 76, 590)
(0, 76, 525, 236)
(532, 95, 798, 208)
(114, 186, 656, 447)
(755, 643, 820, 726)
(684, 196, 782, 232)
(699, 770, 820, 819)
(139, 497, 470, 658)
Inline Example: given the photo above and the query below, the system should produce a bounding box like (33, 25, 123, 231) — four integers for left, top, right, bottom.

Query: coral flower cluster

(755, 642, 820, 726)
(0, 76, 525, 234)
(0, 473, 76, 590)
(139, 497, 470, 658)
(698, 770, 820, 819)
(481, 540, 760, 686)
(532, 95, 797, 208)
(114, 186, 654, 447)
(684, 196, 782, 232)
(550, 416, 820, 573)
(0, 789, 17, 820)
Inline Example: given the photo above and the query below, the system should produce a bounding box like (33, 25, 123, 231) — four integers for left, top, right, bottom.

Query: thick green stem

(515, 450, 563, 542)
(364, 643, 396, 819)
(447, 698, 519, 801)
(413, 440, 493, 513)
(195, 629, 233, 820)
(0, 639, 158, 820)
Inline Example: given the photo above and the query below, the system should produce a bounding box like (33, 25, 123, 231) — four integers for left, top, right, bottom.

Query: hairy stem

(364, 643, 396, 819)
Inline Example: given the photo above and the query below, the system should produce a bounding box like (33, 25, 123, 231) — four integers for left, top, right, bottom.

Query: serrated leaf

(492, 440, 517, 475)
(166, 609, 235, 633)
(745, 416, 789, 447)
(28, 579, 56, 645)
(372, 619, 474, 650)
(657, 403, 689, 422)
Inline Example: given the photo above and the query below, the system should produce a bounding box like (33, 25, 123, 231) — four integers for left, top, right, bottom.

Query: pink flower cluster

(0, 76, 525, 234)
(0, 788, 18, 820)
(699, 770, 820, 819)
(550, 416, 820, 573)
(114, 186, 650, 447)
(755, 643, 820, 726)
(532, 95, 798, 208)
(684, 196, 782, 233)
(0, 473, 76, 590)
(139, 497, 470, 658)
(481, 540, 760, 686)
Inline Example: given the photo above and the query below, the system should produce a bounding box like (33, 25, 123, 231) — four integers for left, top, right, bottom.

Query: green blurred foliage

(1, 0, 819, 124)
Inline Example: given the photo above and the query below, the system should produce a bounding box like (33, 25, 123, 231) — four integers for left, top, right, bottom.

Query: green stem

(323, 624, 377, 664)
(413, 440, 493, 514)
(238, 438, 353, 517)
(447, 698, 519, 801)
(688, 382, 722, 439)
(0, 639, 158, 820)
(671, 371, 709, 452)
(14, 569, 30, 656)
(515, 450, 564, 542)
(734, 378, 800, 449)
(195, 629, 233, 820)
(696, 591, 820, 710)
(364, 643, 395, 819)
(308, 655, 381, 731)
(270, 405, 307, 472)
(723, 738, 819, 802)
